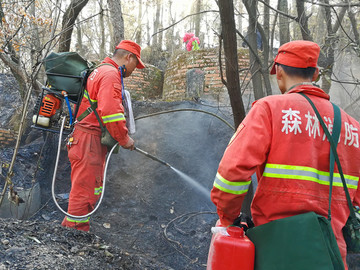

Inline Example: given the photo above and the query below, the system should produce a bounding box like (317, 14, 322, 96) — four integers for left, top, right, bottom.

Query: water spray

(134, 147, 210, 201)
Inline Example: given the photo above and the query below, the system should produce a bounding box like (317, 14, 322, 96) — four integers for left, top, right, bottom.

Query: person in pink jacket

(62, 40, 145, 232)
(211, 40, 360, 268)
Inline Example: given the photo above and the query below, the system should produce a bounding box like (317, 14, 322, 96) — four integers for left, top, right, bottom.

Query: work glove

(232, 212, 254, 232)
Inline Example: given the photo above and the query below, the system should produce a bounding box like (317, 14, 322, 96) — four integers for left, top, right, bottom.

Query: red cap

(226, 226, 244, 238)
(115, 40, 145, 69)
(270, 40, 320, 74)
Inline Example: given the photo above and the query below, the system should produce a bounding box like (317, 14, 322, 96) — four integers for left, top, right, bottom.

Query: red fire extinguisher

(206, 220, 255, 270)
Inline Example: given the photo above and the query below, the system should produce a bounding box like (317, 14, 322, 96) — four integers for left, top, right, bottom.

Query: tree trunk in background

(218, 0, 245, 129)
(295, 0, 312, 41)
(257, 24, 272, 96)
(106, 13, 114, 53)
(333, 7, 346, 34)
(99, 0, 106, 59)
(135, 0, 143, 45)
(348, 8, 360, 47)
(107, 0, 124, 50)
(76, 18, 84, 56)
(152, 0, 161, 48)
(320, 0, 334, 93)
(194, 0, 201, 38)
(58, 0, 89, 52)
(243, 0, 265, 100)
(165, 0, 175, 52)
(29, 1, 43, 86)
(270, 12, 278, 59)
(146, 15, 151, 46)
(236, 0, 243, 43)
(158, 3, 164, 50)
(263, 0, 270, 45)
(29, 2, 40, 68)
(278, 0, 290, 45)
(314, 4, 325, 44)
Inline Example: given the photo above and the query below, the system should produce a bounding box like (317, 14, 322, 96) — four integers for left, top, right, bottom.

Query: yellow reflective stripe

(66, 216, 90, 223)
(94, 186, 103, 195)
(213, 172, 251, 195)
(264, 163, 359, 189)
(84, 90, 97, 103)
(101, 113, 125, 123)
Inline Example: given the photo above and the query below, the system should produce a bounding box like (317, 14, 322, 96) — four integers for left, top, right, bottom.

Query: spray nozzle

(134, 147, 171, 167)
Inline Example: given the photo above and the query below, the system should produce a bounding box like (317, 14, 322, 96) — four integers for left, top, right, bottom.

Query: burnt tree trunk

(218, 0, 246, 129)
(58, 0, 89, 52)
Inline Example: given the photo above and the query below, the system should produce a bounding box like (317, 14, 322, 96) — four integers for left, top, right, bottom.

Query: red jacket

(211, 84, 360, 264)
(76, 57, 130, 146)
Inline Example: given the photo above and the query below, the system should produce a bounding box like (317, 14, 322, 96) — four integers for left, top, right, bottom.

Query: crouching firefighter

(61, 40, 145, 232)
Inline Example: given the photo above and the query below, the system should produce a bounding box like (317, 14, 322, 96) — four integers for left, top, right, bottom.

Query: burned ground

(1, 100, 233, 269)
(1, 100, 360, 269)
(0, 218, 173, 269)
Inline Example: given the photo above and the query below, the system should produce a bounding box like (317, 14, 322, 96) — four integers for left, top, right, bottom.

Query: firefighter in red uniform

(211, 40, 360, 269)
(61, 40, 145, 232)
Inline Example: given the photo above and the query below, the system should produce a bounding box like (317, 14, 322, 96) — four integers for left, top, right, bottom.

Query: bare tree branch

(217, 32, 227, 87)
(258, 0, 298, 21)
(304, 0, 360, 7)
(150, 10, 219, 39)
(331, 78, 360, 85)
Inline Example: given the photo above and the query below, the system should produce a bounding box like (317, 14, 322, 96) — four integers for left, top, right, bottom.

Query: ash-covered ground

(1, 100, 360, 269)
(0, 218, 171, 269)
(1, 100, 234, 269)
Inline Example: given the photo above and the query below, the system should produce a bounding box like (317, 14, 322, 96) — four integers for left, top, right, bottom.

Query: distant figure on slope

(183, 32, 200, 51)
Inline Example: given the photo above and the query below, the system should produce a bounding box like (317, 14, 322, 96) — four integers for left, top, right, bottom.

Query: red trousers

(61, 126, 107, 231)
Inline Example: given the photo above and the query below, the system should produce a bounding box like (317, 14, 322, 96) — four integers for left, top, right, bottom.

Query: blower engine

(33, 93, 62, 128)
(32, 89, 78, 136)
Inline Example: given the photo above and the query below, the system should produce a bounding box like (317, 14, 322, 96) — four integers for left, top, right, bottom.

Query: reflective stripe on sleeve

(213, 172, 251, 195)
(101, 113, 125, 123)
(84, 90, 97, 103)
(263, 163, 359, 189)
(94, 186, 103, 195)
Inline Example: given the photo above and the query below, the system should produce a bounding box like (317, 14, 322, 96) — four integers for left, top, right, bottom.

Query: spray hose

(135, 108, 235, 131)
(51, 108, 234, 219)
(51, 116, 118, 219)
(62, 91, 73, 126)
(51, 119, 172, 219)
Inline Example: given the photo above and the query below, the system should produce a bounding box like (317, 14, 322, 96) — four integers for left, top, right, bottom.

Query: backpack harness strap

(76, 63, 123, 123)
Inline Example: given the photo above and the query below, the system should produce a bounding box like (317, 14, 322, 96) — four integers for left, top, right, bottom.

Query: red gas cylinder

(206, 220, 255, 270)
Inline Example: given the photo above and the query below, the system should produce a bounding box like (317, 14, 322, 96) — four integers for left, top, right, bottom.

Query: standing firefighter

(211, 40, 360, 269)
(61, 40, 145, 232)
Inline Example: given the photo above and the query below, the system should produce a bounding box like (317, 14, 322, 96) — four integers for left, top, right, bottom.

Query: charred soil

(1, 100, 360, 269)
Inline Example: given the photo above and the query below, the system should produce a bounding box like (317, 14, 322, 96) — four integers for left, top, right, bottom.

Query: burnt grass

(0, 218, 171, 269)
(1, 101, 226, 270)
